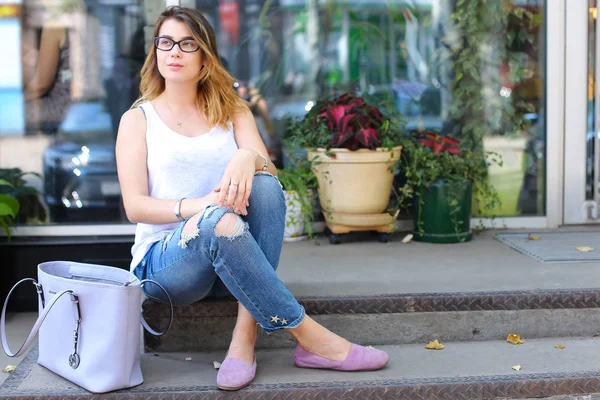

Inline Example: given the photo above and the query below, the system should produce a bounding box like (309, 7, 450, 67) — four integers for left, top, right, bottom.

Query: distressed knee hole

(178, 213, 202, 249)
(214, 213, 246, 238)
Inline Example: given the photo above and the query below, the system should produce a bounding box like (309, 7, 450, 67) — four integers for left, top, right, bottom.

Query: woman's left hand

(215, 149, 257, 215)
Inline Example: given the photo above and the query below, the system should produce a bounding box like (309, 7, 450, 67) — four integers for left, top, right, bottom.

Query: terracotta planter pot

(307, 147, 402, 215)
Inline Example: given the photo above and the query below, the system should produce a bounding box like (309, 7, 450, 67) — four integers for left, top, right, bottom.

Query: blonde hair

(136, 6, 246, 128)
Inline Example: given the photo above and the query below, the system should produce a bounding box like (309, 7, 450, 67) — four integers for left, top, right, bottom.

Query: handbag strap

(1, 277, 174, 358)
(140, 279, 174, 337)
(1, 278, 78, 358)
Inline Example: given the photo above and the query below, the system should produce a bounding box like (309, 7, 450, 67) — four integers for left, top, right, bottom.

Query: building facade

(0, 0, 594, 239)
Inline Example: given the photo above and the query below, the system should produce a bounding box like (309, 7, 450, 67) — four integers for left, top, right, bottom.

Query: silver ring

(230, 182, 239, 186)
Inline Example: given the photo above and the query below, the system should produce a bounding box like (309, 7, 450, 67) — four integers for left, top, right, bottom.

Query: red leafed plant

(417, 132, 459, 155)
(284, 92, 405, 152)
(315, 93, 384, 150)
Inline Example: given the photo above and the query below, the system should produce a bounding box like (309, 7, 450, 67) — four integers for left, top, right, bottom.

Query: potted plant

(0, 169, 45, 305)
(0, 179, 20, 239)
(0, 168, 46, 225)
(277, 165, 317, 242)
(285, 92, 405, 244)
(0, 179, 20, 305)
(397, 131, 502, 243)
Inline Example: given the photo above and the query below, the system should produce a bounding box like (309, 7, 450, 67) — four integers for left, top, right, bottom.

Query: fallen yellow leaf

(425, 339, 445, 350)
(1, 365, 15, 373)
(576, 246, 594, 252)
(213, 361, 221, 370)
(528, 234, 540, 240)
(507, 334, 524, 345)
(555, 344, 566, 349)
(512, 365, 521, 371)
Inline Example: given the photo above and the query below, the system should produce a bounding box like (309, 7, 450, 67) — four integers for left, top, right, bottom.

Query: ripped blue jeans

(133, 173, 305, 333)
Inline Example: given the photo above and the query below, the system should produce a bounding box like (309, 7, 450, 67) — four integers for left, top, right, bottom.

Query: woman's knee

(214, 212, 246, 238)
(182, 212, 202, 235)
(180, 207, 246, 246)
(177, 212, 203, 249)
(249, 173, 284, 204)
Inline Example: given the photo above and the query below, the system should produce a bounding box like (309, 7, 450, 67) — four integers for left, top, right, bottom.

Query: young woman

(116, 6, 388, 391)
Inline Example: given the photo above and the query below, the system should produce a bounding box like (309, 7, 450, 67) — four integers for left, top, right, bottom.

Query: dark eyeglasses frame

(154, 36, 200, 53)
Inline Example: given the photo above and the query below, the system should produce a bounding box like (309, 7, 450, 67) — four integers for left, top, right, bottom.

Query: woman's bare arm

(255, 98, 274, 135)
(116, 108, 212, 224)
(232, 107, 277, 175)
(23, 28, 64, 100)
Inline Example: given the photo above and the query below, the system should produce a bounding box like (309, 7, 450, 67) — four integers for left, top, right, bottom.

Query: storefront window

(1, 0, 146, 224)
(208, 0, 546, 217)
(0, 0, 546, 227)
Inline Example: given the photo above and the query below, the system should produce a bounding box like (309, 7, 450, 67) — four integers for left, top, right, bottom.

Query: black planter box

(0, 235, 134, 311)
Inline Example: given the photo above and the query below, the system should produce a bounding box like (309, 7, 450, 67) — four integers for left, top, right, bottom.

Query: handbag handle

(1, 278, 79, 358)
(1, 277, 174, 359)
(139, 279, 174, 337)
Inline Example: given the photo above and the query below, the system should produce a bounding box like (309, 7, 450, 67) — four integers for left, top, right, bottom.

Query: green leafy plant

(0, 168, 46, 237)
(396, 131, 503, 237)
(0, 180, 19, 239)
(440, 0, 542, 150)
(277, 165, 317, 239)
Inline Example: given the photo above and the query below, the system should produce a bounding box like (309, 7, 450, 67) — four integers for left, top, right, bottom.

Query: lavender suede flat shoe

(294, 343, 389, 371)
(216, 356, 257, 391)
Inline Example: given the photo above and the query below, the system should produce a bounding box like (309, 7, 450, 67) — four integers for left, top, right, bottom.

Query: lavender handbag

(1, 261, 173, 393)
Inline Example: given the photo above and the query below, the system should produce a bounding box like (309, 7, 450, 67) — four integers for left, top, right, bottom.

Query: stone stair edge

(4, 360, 600, 400)
(5, 340, 600, 399)
(142, 287, 600, 318)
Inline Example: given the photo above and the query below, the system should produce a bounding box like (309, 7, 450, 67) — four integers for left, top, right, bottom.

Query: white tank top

(129, 101, 238, 271)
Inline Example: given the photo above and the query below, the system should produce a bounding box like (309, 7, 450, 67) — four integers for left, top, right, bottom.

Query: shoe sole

(216, 380, 254, 391)
(294, 359, 389, 371)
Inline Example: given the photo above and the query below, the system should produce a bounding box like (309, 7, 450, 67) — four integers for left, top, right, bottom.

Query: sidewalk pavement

(1, 313, 37, 385)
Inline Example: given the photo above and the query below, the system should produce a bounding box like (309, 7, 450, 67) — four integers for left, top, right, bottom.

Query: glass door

(564, 0, 600, 224)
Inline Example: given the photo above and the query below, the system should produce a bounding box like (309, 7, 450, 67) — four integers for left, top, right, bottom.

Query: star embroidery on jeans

(281, 319, 288, 325)
(271, 316, 280, 323)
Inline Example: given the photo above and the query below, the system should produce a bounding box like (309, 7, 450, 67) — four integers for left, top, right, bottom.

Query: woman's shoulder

(119, 106, 147, 132)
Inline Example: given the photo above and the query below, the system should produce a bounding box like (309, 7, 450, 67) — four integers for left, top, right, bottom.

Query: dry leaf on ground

(425, 340, 445, 350)
(507, 334, 524, 345)
(527, 234, 540, 240)
(512, 365, 522, 371)
(213, 361, 221, 370)
(555, 344, 566, 349)
(401, 234, 413, 244)
(1, 365, 16, 373)
(576, 246, 594, 252)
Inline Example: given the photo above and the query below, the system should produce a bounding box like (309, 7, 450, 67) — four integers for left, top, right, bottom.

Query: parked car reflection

(43, 102, 122, 222)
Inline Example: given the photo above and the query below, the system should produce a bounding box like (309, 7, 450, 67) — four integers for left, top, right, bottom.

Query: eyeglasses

(154, 36, 200, 53)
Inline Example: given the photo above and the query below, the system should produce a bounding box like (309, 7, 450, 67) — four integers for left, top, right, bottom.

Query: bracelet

(174, 198, 186, 222)
(257, 153, 269, 171)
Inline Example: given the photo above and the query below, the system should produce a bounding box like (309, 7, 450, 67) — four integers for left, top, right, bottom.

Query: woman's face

(155, 18, 203, 83)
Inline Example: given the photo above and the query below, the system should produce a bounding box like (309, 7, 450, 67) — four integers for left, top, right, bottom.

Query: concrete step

(143, 288, 600, 352)
(3, 337, 600, 399)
